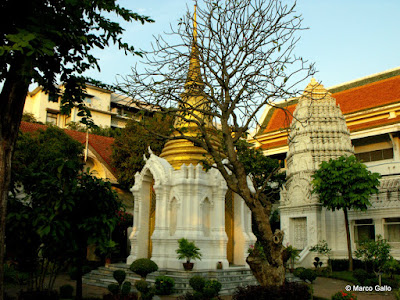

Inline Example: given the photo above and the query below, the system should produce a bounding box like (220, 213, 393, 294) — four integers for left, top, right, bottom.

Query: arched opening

(202, 198, 211, 237)
(225, 190, 234, 264)
(169, 198, 177, 236)
(148, 178, 156, 258)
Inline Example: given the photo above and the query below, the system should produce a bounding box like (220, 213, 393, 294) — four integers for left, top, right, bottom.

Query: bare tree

(118, 0, 314, 286)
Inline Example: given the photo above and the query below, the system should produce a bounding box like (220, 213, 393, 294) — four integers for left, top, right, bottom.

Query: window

(46, 112, 58, 125)
(354, 219, 375, 247)
(355, 148, 393, 162)
(48, 93, 59, 103)
(384, 218, 400, 247)
(84, 97, 92, 104)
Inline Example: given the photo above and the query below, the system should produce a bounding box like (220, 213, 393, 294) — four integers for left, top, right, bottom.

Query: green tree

(355, 235, 392, 285)
(312, 155, 381, 271)
(0, 1, 153, 295)
(8, 127, 122, 299)
(112, 114, 174, 188)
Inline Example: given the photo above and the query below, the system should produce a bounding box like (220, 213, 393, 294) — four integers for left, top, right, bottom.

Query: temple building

(127, 7, 256, 270)
(251, 68, 400, 265)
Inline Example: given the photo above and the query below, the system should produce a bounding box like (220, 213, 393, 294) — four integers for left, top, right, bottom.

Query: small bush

(394, 288, 400, 300)
(364, 277, 378, 286)
(331, 291, 357, 300)
(155, 275, 175, 295)
(121, 282, 132, 295)
(293, 267, 306, 278)
(134, 280, 150, 293)
(299, 269, 317, 283)
(204, 279, 222, 298)
(113, 270, 126, 285)
(328, 259, 367, 271)
(108, 283, 120, 295)
(59, 284, 74, 299)
(353, 269, 369, 285)
(129, 258, 158, 279)
(233, 282, 311, 300)
(189, 276, 206, 292)
(134, 280, 155, 300)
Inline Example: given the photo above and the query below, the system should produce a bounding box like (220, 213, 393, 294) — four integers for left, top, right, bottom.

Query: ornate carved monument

(280, 79, 354, 264)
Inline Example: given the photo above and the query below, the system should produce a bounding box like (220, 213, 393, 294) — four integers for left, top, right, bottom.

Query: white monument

(127, 7, 256, 270)
(279, 79, 354, 266)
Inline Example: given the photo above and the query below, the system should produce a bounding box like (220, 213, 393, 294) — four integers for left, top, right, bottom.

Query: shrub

(59, 284, 74, 299)
(364, 277, 378, 286)
(293, 267, 306, 278)
(353, 269, 370, 285)
(233, 282, 311, 300)
(331, 291, 357, 300)
(329, 259, 366, 271)
(299, 269, 317, 283)
(155, 275, 175, 295)
(203, 279, 222, 298)
(394, 288, 400, 300)
(107, 284, 120, 295)
(130, 258, 158, 279)
(189, 276, 206, 292)
(113, 270, 126, 285)
(134, 280, 155, 300)
(383, 258, 400, 278)
(121, 282, 132, 295)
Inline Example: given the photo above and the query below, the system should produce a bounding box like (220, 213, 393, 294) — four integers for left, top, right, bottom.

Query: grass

(328, 271, 358, 284)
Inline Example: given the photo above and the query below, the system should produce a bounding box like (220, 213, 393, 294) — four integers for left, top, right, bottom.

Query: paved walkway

(5, 275, 397, 299)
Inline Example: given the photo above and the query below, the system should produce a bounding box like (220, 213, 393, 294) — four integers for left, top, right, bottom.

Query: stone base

(83, 263, 258, 295)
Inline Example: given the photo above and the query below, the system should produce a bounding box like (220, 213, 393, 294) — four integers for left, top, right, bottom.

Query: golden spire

(303, 78, 331, 100)
(160, 5, 214, 169)
(186, 4, 204, 88)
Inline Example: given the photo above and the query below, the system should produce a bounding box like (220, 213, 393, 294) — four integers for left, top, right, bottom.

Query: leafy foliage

(176, 238, 202, 263)
(233, 282, 312, 300)
(186, 276, 222, 300)
(129, 258, 158, 279)
(7, 128, 122, 293)
(111, 114, 174, 188)
(1, 0, 154, 123)
(155, 275, 175, 295)
(312, 155, 380, 271)
(235, 140, 285, 201)
(312, 155, 380, 211)
(355, 235, 393, 276)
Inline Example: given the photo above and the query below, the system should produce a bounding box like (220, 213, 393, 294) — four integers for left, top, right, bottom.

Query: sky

(83, 0, 400, 90)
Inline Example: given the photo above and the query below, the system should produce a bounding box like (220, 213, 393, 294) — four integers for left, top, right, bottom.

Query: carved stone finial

(148, 146, 154, 155)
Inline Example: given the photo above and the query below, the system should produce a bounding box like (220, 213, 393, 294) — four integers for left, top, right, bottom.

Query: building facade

(24, 84, 142, 129)
(251, 68, 400, 265)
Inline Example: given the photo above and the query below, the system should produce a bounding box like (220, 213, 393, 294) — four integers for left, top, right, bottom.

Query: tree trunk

(0, 55, 31, 299)
(343, 208, 353, 271)
(246, 200, 285, 286)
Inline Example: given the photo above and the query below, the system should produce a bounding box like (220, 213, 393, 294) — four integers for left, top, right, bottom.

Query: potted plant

(99, 240, 118, 267)
(176, 238, 202, 271)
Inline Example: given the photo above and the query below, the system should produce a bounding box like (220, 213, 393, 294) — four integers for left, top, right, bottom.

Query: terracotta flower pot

(183, 262, 194, 271)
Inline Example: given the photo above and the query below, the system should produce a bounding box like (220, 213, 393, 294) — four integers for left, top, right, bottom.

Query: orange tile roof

(19, 121, 115, 172)
(261, 75, 400, 135)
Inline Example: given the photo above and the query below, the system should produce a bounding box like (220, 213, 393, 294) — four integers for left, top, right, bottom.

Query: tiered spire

(160, 5, 212, 169)
(185, 4, 204, 88)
